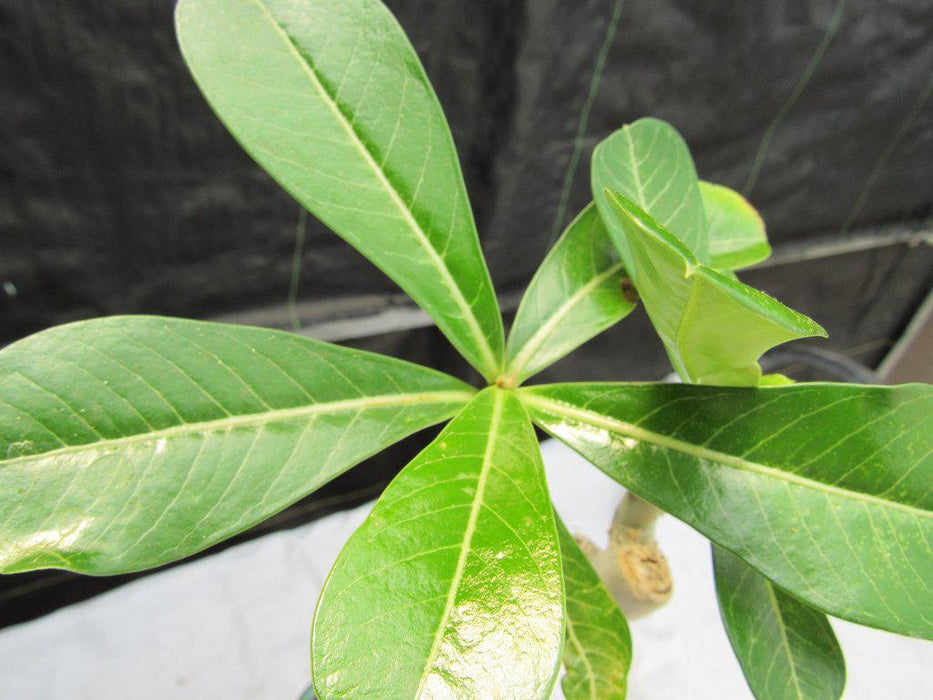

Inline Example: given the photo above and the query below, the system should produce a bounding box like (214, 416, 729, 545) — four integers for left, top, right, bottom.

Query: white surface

(1, 439, 930, 699)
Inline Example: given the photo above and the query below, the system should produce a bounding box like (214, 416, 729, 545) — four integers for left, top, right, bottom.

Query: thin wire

(743, 0, 848, 196)
(548, 0, 626, 247)
(287, 208, 308, 330)
(839, 76, 933, 236)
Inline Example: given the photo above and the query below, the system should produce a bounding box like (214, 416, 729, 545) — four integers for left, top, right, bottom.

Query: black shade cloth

(1, 0, 931, 625)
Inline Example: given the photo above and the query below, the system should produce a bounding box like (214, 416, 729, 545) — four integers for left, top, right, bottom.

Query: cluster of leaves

(1, 1, 930, 698)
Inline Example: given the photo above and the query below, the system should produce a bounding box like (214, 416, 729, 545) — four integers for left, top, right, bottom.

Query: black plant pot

(760, 346, 880, 385)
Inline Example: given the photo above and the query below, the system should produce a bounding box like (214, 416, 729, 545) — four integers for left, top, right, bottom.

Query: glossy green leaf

(711, 363, 842, 699)
(601, 192, 825, 385)
(592, 118, 708, 267)
(521, 382, 933, 639)
(692, 343, 841, 696)
(505, 204, 635, 385)
(0, 316, 473, 575)
(312, 388, 563, 699)
(701, 181, 772, 271)
(714, 545, 846, 700)
(557, 514, 632, 700)
(175, 0, 504, 380)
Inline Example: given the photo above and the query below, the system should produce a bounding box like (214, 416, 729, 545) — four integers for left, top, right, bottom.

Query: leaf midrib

(522, 392, 932, 520)
(623, 127, 647, 206)
(415, 389, 504, 697)
(507, 260, 626, 382)
(564, 614, 599, 700)
(764, 580, 807, 700)
(247, 0, 500, 379)
(0, 390, 474, 469)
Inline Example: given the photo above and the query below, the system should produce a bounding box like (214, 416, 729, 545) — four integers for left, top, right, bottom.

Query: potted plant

(1, 1, 929, 698)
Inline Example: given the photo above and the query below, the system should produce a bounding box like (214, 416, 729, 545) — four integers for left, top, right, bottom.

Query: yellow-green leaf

(312, 389, 564, 699)
(601, 192, 824, 385)
(176, 0, 504, 380)
(701, 181, 771, 271)
(0, 317, 473, 574)
(592, 118, 708, 267)
(506, 204, 634, 385)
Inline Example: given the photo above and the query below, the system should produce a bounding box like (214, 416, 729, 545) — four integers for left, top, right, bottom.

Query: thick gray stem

(576, 492, 673, 619)
(614, 491, 663, 531)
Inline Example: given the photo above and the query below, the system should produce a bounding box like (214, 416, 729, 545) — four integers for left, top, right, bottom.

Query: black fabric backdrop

(1, 0, 932, 623)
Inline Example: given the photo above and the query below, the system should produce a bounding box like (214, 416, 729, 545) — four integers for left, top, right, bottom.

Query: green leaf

(0, 316, 473, 575)
(520, 382, 933, 639)
(505, 204, 635, 385)
(682, 312, 839, 698)
(557, 514, 632, 700)
(592, 118, 708, 267)
(713, 366, 842, 699)
(714, 545, 846, 700)
(701, 182, 772, 271)
(601, 192, 825, 385)
(311, 388, 564, 699)
(175, 0, 504, 380)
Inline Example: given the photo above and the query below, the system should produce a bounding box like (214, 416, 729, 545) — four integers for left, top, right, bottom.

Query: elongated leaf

(701, 182, 771, 271)
(602, 192, 825, 385)
(642, 173, 829, 695)
(505, 204, 634, 385)
(592, 118, 708, 267)
(176, 0, 504, 380)
(714, 546, 845, 700)
(557, 514, 631, 700)
(312, 389, 564, 699)
(521, 382, 933, 639)
(710, 361, 842, 699)
(0, 317, 473, 575)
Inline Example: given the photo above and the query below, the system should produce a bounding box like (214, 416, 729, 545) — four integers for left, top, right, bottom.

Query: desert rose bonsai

(1, 1, 930, 698)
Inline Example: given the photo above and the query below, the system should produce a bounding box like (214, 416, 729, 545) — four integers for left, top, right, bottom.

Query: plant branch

(576, 492, 672, 619)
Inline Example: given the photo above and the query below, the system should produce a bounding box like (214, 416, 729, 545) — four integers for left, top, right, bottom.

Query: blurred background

(1, 0, 931, 640)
